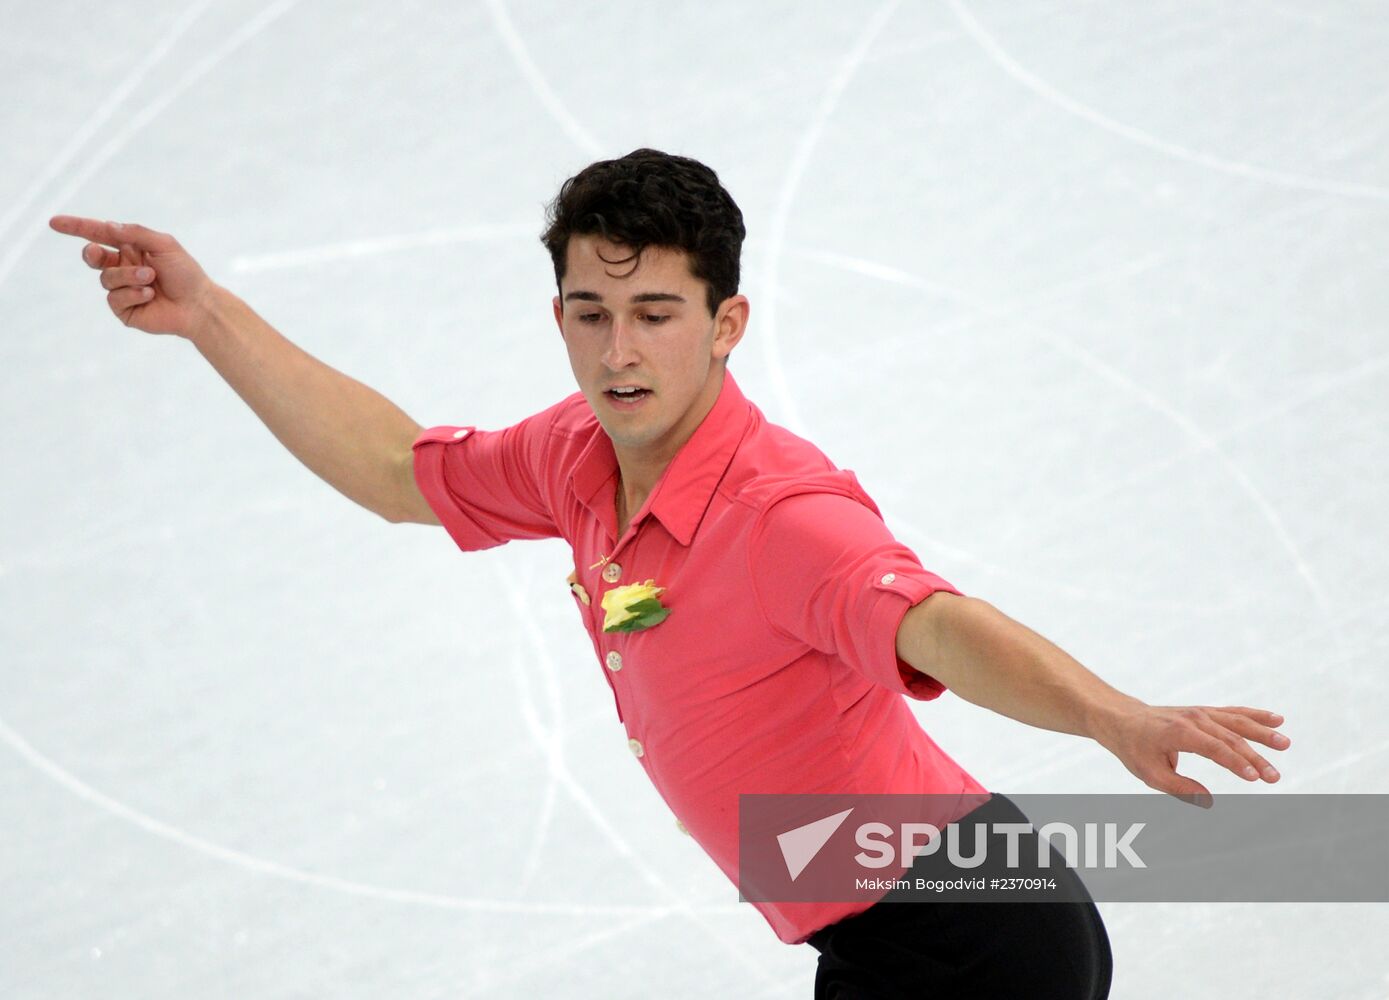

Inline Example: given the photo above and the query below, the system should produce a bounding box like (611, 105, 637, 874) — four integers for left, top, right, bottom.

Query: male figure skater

(51, 148, 1289, 998)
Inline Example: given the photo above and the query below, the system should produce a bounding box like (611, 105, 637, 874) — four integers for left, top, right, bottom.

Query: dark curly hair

(540, 148, 746, 320)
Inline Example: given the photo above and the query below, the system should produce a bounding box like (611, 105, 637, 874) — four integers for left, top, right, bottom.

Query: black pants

(805, 794, 1113, 999)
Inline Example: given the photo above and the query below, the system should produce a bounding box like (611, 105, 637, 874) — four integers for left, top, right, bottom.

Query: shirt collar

(571, 368, 753, 547)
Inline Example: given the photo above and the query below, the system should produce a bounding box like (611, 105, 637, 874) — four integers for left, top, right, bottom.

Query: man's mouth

(606, 387, 652, 404)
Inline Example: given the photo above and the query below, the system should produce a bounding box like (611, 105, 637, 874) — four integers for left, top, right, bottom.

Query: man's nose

(603, 318, 640, 369)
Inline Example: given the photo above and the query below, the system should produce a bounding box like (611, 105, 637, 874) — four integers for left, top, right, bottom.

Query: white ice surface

(3, 2, 1387, 997)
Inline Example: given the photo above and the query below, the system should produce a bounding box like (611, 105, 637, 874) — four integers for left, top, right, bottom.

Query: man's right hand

(49, 216, 217, 339)
(49, 214, 432, 524)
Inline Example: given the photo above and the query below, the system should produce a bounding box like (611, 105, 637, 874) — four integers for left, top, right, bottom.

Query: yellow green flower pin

(600, 579, 672, 633)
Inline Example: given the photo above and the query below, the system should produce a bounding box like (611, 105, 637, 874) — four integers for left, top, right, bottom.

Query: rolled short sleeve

(748, 491, 965, 700)
(411, 406, 563, 552)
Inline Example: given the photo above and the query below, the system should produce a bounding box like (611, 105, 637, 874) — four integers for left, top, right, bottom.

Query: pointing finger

(50, 215, 121, 248)
(49, 215, 176, 254)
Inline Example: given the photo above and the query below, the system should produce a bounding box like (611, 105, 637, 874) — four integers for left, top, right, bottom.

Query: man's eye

(578, 313, 602, 323)
(642, 314, 670, 324)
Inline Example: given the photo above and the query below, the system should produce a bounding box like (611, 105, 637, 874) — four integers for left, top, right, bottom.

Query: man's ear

(552, 295, 564, 336)
(713, 294, 750, 362)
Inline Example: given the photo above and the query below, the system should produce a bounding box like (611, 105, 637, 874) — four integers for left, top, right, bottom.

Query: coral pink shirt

(412, 369, 988, 944)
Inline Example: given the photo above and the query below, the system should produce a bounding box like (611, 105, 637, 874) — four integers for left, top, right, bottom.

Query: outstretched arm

(49, 216, 439, 525)
(896, 592, 1290, 806)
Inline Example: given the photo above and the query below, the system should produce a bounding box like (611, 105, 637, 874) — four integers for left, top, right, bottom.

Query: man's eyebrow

(563, 291, 687, 304)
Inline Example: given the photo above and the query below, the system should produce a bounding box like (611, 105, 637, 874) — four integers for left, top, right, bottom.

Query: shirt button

(606, 651, 623, 672)
(451, 428, 470, 439)
(880, 573, 896, 585)
(628, 738, 644, 758)
(676, 819, 690, 835)
(603, 562, 623, 583)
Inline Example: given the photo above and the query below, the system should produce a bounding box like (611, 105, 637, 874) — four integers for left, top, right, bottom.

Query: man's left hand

(1094, 703, 1290, 807)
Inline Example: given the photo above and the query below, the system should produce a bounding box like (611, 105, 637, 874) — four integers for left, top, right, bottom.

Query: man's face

(552, 234, 748, 462)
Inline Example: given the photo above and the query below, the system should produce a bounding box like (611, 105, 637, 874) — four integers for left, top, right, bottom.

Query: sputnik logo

(777, 808, 855, 881)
